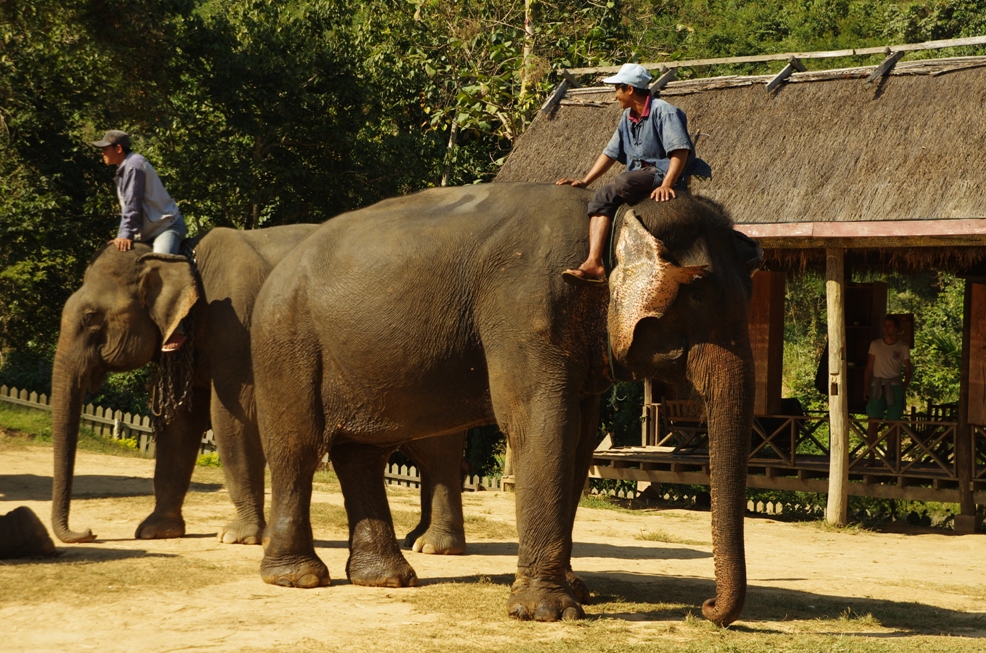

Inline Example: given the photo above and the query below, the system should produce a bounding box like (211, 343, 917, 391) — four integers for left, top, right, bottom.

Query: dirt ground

(2, 442, 985, 653)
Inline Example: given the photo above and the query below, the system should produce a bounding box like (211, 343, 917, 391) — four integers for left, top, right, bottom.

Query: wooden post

(641, 378, 652, 446)
(955, 280, 983, 533)
(748, 271, 785, 416)
(825, 247, 849, 525)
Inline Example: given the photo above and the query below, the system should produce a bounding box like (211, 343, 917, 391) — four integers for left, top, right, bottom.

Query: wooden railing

(643, 400, 969, 482)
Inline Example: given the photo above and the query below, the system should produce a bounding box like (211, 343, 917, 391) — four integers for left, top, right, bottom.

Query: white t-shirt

(868, 338, 910, 379)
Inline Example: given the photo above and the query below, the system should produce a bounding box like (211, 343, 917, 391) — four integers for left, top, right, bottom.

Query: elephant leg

(399, 431, 467, 555)
(493, 376, 584, 622)
(212, 393, 266, 545)
(332, 441, 419, 587)
(260, 429, 329, 588)
(135, 385, 211, 539)
(562, 397, 600, 605)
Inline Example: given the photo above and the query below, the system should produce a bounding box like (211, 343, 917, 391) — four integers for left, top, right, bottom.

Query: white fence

(0, 384, 500, 491)
(0, 385, 216, 457)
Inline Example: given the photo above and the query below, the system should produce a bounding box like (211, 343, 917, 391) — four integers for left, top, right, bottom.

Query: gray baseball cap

(602, 63, 652, 89)
(91, 130, 131, 149)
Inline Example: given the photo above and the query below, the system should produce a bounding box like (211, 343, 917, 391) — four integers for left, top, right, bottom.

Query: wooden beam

(567, 34, 986, 75)
(735, 218, 986, 242)
(826, 247, 850, 525)
(865, 49, 905, 87)
(956, 281, 985, 533)
(560, 70, 580, 89)
(539, 79, 569, 116)
(765, 56, 807, 93)
(650, 66, 677, 94)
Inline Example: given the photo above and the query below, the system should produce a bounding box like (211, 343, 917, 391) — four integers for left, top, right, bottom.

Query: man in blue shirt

(92, 130, 187, 256)
(556, 64, 709, 285)
(93, 130, 189, 351)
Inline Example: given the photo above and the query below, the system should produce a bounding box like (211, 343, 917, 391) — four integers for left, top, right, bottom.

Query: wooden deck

(590, 409, 986, 504)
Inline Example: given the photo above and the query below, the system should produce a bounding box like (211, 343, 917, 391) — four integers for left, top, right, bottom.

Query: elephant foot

(0, 507, 58, 559)
(217, 518, 265, 545)
(135, 512, 185, 539)
(401, 522, 427, 548)
(508, 575, 584, 622)
(566, 568, 591, 605)
(346, 550, 419, 588)
(260, 553, 331, 588)
(409, 528, 466, 555)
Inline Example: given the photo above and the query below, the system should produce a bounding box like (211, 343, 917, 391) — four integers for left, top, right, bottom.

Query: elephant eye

(82, 310, 101, 328)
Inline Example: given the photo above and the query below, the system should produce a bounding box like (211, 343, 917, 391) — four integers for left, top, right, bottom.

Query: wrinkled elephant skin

(252, 183, 759, 625)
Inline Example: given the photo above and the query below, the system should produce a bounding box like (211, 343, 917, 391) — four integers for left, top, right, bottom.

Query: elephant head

(608, 200, 762, 626)
(50, 244, 198, 543)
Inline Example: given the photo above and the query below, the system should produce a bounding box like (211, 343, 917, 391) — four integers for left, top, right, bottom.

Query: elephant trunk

(688, 338, 755, 627)
(50, 335, 97, 543)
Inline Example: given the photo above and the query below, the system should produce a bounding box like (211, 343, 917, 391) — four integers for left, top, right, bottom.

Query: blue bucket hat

(602, 63, 652, 89)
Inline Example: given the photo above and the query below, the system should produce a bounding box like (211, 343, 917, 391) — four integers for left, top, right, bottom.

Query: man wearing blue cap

(556, 63, 710, 285)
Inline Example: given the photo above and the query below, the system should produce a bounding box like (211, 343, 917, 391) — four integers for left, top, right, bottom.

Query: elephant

(48, 222, 470, 556)
(0, 506, 57, 559)
(250, 182, 760, 625)
(50, 224, 318, 545)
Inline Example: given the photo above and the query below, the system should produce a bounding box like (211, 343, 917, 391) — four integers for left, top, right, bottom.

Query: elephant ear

(137, 253, 199, 345)
(608, 210, 708, 365)
(733, 230, 764, 277)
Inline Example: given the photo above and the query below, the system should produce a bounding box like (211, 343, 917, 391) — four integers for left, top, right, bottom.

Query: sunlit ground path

(1, 434, 984, 653)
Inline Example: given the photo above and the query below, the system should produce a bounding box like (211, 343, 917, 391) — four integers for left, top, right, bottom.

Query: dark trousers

(586, 167, 685, 218)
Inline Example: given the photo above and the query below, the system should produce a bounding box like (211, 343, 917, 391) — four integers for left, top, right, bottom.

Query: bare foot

(562, 268, 606, 286)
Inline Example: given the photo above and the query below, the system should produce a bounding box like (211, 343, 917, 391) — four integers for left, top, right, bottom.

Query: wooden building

(494, 36, 986, 532)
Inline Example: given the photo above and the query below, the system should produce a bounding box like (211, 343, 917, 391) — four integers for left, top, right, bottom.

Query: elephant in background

(48, 222, 469, 556)
(50, 225, 317, 545)
(0, 506, 57, 559)
(250, 182, 760, 625)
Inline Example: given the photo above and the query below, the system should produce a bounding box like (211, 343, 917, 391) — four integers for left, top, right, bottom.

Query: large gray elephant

(250, 182, 760, 625)
(50, 225, 317, 544)
(49, 223, 469, 555)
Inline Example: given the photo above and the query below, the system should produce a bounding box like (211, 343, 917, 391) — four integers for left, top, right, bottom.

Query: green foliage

(599, 381, 645, 447)
(196, 451, 222, 467)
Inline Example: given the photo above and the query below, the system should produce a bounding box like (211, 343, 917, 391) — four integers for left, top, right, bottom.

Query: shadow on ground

(581, 572, 986, 636)
(0, 473, 221, 501)
(447, 541, 711, 561)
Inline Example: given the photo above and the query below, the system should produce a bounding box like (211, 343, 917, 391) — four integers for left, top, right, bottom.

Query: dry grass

(633, 528, 707, 546)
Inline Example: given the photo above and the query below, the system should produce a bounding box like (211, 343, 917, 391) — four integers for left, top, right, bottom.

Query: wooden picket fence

(0, 385, 216, 457)
(383, 462, 506, 492)
(2, 384, 831, 516)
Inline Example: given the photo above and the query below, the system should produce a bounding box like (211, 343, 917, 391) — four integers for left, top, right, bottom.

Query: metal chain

(150, 238, 200, 437)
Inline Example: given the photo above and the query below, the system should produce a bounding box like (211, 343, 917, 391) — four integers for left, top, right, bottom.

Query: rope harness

(150, 238, 200, 436)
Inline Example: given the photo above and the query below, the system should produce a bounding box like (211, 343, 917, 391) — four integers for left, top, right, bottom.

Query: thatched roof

(496, 56, 986, 267)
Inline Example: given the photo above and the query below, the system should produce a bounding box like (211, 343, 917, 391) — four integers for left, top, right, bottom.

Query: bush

(196, 451, 222, 467)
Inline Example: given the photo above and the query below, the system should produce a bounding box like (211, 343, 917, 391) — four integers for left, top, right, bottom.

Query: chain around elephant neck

(150, 238, 200, 436)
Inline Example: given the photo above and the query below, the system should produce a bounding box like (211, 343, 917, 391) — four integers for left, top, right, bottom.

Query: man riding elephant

(556, 63, 711, 286)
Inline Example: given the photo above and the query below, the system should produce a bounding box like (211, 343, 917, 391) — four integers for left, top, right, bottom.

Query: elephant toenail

(509, 605, 531, 620)
(534, 605, 561, 622)
(562, 606, 583, 621)
(298, 574, 320, 588)
(275, 577, 293, 587)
